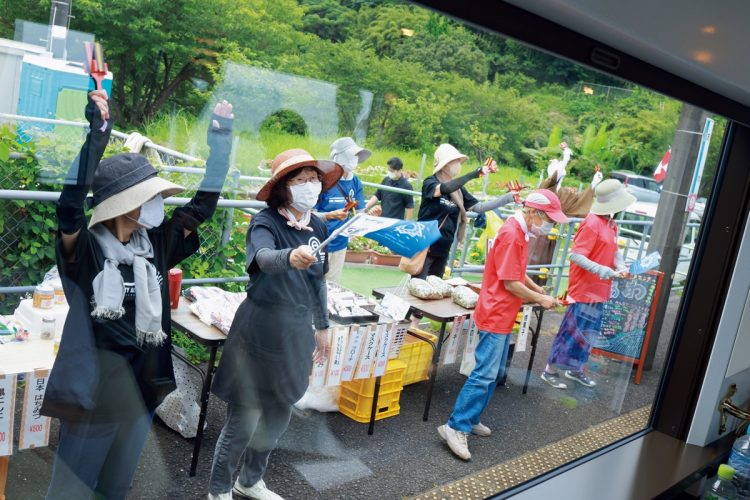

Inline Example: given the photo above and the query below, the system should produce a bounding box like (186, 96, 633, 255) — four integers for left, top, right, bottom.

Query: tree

(299, 0, 355, 42)
(67, 0, 306, 125)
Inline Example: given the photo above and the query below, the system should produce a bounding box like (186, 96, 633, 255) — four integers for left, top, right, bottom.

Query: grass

(141, 112, 535, 199)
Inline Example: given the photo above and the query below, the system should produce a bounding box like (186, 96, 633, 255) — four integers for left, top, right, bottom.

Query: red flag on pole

(654, 146, 671, 183)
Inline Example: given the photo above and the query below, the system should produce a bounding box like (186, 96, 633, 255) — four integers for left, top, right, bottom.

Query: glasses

(288, 175, 322, 186)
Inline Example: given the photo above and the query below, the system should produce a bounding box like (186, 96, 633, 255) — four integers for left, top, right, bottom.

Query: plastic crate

(398, 329, 437, 385)
(339, 359, 406, 423)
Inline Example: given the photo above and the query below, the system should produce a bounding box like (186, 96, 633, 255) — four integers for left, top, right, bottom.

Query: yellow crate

(398, 329, 437, 385)
(341, 359, 406, 395)
(339, 359, 406, 423)
(338, 387, 403, 423)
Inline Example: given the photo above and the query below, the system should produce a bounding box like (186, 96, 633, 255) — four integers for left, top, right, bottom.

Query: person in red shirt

(438, 190, 568, 461)
(541, 179, 636, 390)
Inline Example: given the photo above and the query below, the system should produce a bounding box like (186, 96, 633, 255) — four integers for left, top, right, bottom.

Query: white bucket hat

(329, 137, 371, 164)
(590, 179, 637, 215)
(88, 153, 184, 228)
(433, 143, 468, 174)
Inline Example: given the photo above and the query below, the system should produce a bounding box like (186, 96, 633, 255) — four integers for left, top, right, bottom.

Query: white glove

(591, 170, 603, 188)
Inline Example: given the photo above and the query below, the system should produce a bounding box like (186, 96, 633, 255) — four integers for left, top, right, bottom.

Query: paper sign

(459, 320, 479, 376)
(0, 374, 16, 456)
(309, 330, 331, 388)
(374, 292, 410, 321)
(389, 322, 409, 359)
(516, 306, 533, 353)
(19, 369, 51, 450)
(341, 325, 365, 382)
(325, 326, 348, 387)
(442, 316, 466, 365)
(355, 325, 381, 379)
(373, 324, 395, 377)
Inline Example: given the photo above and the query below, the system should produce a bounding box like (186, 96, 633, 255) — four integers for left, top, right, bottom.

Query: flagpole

(313, 213, 363, 256)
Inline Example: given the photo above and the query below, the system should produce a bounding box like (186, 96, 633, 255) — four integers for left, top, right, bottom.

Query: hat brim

(590, 191, 637, 215)
(256, 160, 343, 201)
(545, 208, 570, 224)
(354, 147, 372, 163)
(89, 176, 184, 228)
(433, 154, 468, 175)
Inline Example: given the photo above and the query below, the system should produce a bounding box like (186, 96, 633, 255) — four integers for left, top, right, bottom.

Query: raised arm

(171, 101, 234, 238)
(56, 90, 112, 261)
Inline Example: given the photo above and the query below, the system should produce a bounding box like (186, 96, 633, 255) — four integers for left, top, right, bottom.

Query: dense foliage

(0, 0, 717, 180)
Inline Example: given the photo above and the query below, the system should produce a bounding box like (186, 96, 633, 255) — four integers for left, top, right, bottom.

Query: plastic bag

(426, 275, 453, 298)
(452, 285, 479, 309)
(294, 386, 341, 413)
(408, 278, 443, 299)
(155, 352, 203, 438)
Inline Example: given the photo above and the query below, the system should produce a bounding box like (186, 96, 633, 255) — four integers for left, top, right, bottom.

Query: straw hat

(524, 189, 570, 223)
(89, 153, 184, 228)
(256, 148, 343, 201)
(590, 179, 637, 215)
(433, 143, 468, 174)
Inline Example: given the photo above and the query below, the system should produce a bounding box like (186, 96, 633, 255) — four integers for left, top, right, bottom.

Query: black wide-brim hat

(88, 153, 184, 228)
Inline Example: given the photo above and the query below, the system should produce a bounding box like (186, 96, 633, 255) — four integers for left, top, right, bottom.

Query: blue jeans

(448, 330, 511, 433)
(47, 411, 154, 500)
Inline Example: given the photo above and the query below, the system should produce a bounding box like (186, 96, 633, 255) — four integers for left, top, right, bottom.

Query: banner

(459, 321, 481, 376)
(355, 325, 381, 379)
(0, 374, 16, 456)
(516, 306, 533, 353)
(373, 323, 395, 377)
(326, 326, 348, 387)
(686, 118, 714, 212)
(310, 330, 331, 388)
(442, 316, 466, 365)
(19, 369, 51, 450)
(341, 325, 366, 382)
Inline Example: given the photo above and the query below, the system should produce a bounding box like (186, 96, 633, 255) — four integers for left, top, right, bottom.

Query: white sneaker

(233, 478, 284, 500)
(471, 422, 492, 437)
(208, 493, 232, 500)
(437, 424, 471, 461)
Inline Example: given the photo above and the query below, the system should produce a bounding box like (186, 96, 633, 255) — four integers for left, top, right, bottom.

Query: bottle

(40, 316, 55, 340)
(702, 464, 738, 500)
(729, 427, 750, 499)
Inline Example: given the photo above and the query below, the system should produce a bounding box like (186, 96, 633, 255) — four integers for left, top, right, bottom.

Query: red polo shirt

(474, 215, 528, 334)
(569, 213, 619, 303)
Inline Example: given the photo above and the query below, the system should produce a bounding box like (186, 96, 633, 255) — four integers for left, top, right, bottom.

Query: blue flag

(316, 215, 440, 258)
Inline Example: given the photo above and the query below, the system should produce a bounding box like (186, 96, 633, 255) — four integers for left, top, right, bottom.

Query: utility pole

(644, 104, 709, 369)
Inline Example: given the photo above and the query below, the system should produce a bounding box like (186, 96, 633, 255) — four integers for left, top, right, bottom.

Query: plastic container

(339, 359, 406, 423)
(729, 427, 750, 498)
(40, 316, 55, 340)
(33, 284, 54, 309)
(397, 329, 437, 385)
(168, 268, 183, 309)
(702, 464, 738, 499)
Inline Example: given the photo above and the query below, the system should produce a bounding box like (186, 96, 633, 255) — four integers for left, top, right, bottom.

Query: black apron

(211, 209, 327, 406)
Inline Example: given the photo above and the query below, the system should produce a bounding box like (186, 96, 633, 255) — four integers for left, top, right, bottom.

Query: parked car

(615, 201, 699, 283)
(609, 170, 662, 203)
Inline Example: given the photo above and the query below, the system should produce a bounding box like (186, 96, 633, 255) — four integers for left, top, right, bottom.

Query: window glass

(0, 1, 725, 498)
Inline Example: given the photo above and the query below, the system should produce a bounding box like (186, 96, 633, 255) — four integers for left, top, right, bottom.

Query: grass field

(142, 112, 535, 199)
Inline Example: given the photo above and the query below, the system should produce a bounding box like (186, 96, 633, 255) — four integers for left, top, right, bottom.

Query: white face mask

(129, 194, 164, 229)
(290, 181, 322, 213)
(387, 171, 399, 180)
(333, 150, 359, 180)
(530, 220, 554, 237)
(445, 162, 461, 178)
